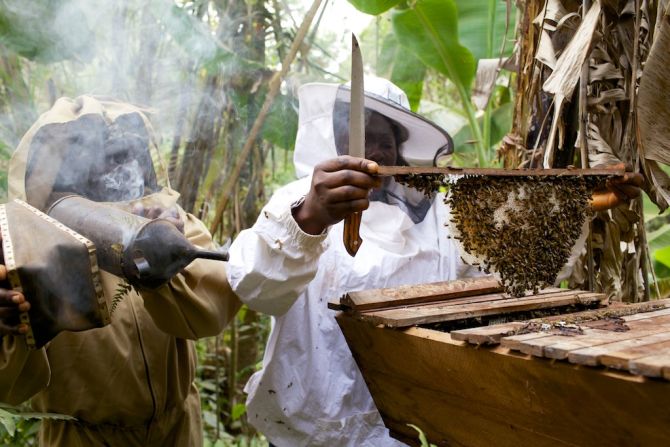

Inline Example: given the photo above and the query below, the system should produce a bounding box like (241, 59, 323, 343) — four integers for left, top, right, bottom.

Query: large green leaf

(0, 409, 15, 437)
(654, 246, 670, 270)
(0, 0, 94, 63)
(648, 224, 670, 255)
(163, 4, 266, 76)
(392, 0, 476, 93)
(452, 101, 513, 153)
(455, 0, 516, 60)
(261, 93, 298, 150)
(347, 0, 403, 15)
(161, 4, 227, 65)
(377, 33, 426, 112)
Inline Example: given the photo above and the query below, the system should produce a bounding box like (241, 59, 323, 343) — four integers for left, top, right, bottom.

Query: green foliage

(0, 403, 75, 445)
(377, 32, 426, 111)
(0, 0, 94, 63)
(451, 101, 513, 164)
(351, 0, 518, 166)
(455, 0, 515, 60)
(391, 0, 475, 93)
(407, 423, 437, 447)
(642, 195, 670, 298)
(261, 93, 298, 151)
(0, 417, 40, 446)
(654, 246, 670, 270)
(203, 433, 267, 447)
(231, 403, 246, 421)
(347, 0, 403, 15)
(197, 304, 270, 445)
(111, 279, 134, 314)
(162, 4, 219, 61)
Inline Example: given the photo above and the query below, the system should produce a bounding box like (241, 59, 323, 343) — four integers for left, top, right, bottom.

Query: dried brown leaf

(587, 122, 622, 167)
(536, 29, 558, 69)
(589, 62, 624, 82)
(473, 58, 500, 110)
(533, 0, 570, 30)
(638, 4, 670, 210)
(542, 0, 603, 167)
(641, 159, 670, 211)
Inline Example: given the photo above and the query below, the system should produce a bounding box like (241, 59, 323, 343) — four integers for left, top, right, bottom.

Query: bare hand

(0, 261, 30, 336)
(131, 203, 185, 233)
(293, 156, 381, 235)
(591, 171, 644, 212)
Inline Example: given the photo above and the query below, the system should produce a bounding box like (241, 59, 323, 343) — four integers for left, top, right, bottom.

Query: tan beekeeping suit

(0, 96, 241, 446)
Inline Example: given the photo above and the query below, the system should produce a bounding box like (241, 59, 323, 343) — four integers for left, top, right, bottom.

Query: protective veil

(227, 78, 474, 447)
(0, 96, 240, 447)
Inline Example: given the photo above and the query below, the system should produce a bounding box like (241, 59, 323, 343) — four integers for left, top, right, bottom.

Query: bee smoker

(47, 195, 228, 289)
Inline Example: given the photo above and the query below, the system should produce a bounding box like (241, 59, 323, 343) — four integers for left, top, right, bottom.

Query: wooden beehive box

(330, 277, 670, 447)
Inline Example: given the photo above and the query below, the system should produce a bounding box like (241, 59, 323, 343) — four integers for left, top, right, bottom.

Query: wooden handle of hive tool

(343, 211, 363, 256)
(590, 192, 620, 211)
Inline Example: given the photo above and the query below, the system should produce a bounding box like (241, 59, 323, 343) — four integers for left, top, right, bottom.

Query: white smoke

(100, 159, 146, 201)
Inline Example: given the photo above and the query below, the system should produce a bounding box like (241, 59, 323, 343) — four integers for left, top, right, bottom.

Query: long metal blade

(349, 34, 365, 159)
(343, 33, 365, 257)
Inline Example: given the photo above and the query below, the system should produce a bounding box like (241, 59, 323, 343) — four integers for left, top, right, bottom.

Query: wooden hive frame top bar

(377, 166, 626, 177)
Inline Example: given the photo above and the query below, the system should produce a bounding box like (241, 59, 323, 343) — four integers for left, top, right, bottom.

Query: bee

(445, 174, 596, 297)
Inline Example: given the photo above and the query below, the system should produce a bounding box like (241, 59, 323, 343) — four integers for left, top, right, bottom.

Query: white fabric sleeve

(226, 179, 329, 316)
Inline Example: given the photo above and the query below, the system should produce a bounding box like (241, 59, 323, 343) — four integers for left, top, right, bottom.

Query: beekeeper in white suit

(226, 75, 472, 447)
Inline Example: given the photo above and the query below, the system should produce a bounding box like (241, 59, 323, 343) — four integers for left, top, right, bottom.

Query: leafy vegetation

(0, 0, 668, 446)
(0, 402, 74, 445)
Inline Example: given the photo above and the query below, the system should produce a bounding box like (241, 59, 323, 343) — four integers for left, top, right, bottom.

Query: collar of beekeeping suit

(293, 75, 453, 178)
(9, 95, 171, 211)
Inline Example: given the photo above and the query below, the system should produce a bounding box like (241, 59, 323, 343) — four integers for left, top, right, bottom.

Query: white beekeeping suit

(227, 76, 472, 447)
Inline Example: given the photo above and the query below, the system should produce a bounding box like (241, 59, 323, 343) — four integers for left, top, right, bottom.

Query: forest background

(1, 0, 669, 445)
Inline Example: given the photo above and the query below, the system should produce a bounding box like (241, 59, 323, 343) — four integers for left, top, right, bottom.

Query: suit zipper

(129, 296, 158, 443)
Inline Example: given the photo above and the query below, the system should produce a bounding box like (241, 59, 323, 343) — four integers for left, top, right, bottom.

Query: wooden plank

(501, 312, 670, 359)
(377, 165, 625, 177)
(524, 299, 670, 325)
(541, 314, 670, 360)
(342, 286, 568, 318)
(622, 306, 670, 321)
(334, 277, 502, 311)
(568, 331, 670, 366)
(500, 331, 559, 351)
(407, 286, 569, 313)
(451, 322, 527, 345)
(495, 307, 670, 359)
(360, 289, 578, 327)
(336, 313, 670, 447)
(329, 283, 512, 313)
(600, 339, 670, 371)
(360, 290, 606, 328)
(517, 332, 586, 357)
(455, 302, 669, 348)
(629, 353, 670, 378)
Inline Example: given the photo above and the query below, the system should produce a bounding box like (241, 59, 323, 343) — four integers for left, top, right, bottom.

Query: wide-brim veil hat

(301, 76, 453, 167)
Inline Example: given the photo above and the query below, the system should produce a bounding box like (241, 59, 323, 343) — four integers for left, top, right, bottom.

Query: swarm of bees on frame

(395, 174, 601, 297)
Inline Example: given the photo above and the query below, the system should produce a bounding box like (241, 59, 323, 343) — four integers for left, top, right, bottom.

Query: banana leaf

(377, 32, 426, 112)
(391, 0, 475, 93)
(347, 0, 403, 15)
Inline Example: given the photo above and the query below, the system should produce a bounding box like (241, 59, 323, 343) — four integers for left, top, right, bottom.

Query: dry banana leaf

(638, 3, 670, 210)
(473, 58, 501, 110)
(542, 0, 602, 168)
(533, 0, 570, 31)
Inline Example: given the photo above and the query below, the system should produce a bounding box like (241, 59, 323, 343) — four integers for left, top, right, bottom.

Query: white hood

(293, 81, 340, 178)
(293, 76, 453, 178)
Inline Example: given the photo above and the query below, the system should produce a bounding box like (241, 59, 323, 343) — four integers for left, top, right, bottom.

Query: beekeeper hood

(9, 96, 171, 211)
(293, 76, 453, 223)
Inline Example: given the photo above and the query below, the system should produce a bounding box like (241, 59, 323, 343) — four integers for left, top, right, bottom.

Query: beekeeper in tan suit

(0, 96, 240, 446)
